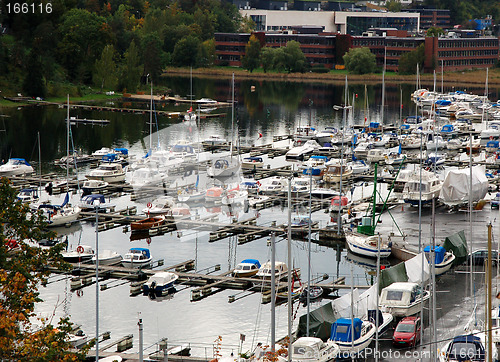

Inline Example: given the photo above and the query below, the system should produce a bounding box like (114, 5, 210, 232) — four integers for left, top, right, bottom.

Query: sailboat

(207, 74, 240, 178)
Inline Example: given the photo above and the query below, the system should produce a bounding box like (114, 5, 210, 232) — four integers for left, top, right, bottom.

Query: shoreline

(163, 67, 500, 87)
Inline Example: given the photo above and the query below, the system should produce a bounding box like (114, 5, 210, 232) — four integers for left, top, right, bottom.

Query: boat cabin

(233, 259, 261, 277)
(256, 261, 288, 278)
(330, 318, 362, 343)
(17, 188, 39, 203)
(379, 282, 423, 308)
(125, 248, 151, 261)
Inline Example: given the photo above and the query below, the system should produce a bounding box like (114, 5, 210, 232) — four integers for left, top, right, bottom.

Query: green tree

(172, 35, 201, 68)
(0, 178, 88, 360)
(398, 44, 425, 74)
(239, 15, 255, 33)
(241, 35, 261, 73)
(142, 32, 165, 81)
(120, 41, 142, 92)
(200, 39, 216, 67)
(260, 47, 275, 73)
(283, 40, 307, 73)
(22, 48, 46, 98)
(385, 0, 402, 12)
(426, 26, 445, 37)
(343, 47, 377, 74)
(93, 45, 118, 91)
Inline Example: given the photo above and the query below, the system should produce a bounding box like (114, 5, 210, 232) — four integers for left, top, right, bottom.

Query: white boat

(285, 140, 321, 161)
(439, 165, 489, 207)
(291, 177, 313, 194)
(379, 282, 430, 317)
(66, 328, 88, 349)
(0, 158, 34, 177)
(122, 248, 153, 268)
(424, 245, 455, 276)
(426, 133, 446, 150)
(92, 249, 123, 265)
(17, 188, 39, 203)
(169, 142, 196, 161)
(439, 333, 494, 362)
(277, 337, 340, 362)
(77, 194, 114, 211)
(348, 160, 369, 175)
(205, 186, 224, 203)
(400, 134, 422, 149)
(344, 227, 392, 258)
(323, 160, 353, 183)
(36, 197, 81, 227)
(402, 169, 442, 206)
(142, 196, 175, 215)
(207, 157, 240, 178)
(142, 271, 179, 295)
(202, 135, 227, 147)
(256, 261, 288, 280)
(446, 138, 463, 150)
(81, 179, 109, 195)
(221, 188, 248, 206)
(177, 187, 205, 203)
(61, 244, 94, 263)
(384, 151, 406, 165)
(329, 318, 376, 356)
(259, 176, 287, 194)
(315, 127, 338, 145)
(129, 167, 166, 190)
(233, 259, 261, 277)
(366, 148, 388, 163)
(242, 156, 264, 169)
(294, 126, 318, 142)
(480, 121, 500, 139)
(365, 309, 394, 336)
(86, 162, 125, 183)
(353, 141, 373, 159)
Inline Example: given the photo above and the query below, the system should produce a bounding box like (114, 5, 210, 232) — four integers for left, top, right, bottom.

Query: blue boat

(233, 259, 261, 277)
(122, 248, 152, 268)
(329, 318, 375, 356)
(143, 271, 179, 295)
(441, 334, 486, 361)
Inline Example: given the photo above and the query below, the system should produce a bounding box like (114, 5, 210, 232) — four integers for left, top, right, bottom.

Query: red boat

(130, 215, 166, 231)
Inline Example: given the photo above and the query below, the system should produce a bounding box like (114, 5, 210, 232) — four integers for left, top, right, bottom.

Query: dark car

(392, 316, 421, 347)
(467, 249, 499, 266)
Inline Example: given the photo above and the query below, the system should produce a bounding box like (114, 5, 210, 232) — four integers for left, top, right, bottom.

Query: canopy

(296, 302, 337, 341)
(405, 252, 430, 283)
(330, 318, 362, 342)
(442, 230, 467, 265)
(239, 259, 260, 268)
(424, 245, 446, 264)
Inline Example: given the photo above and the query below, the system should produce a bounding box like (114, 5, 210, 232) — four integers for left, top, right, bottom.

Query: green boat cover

(442, 230, 467, 265)
(296, 302, 337, 341)
(379, 261, 408, 293)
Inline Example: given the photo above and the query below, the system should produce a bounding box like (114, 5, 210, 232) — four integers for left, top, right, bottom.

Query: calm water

(2, 76, 499, 359)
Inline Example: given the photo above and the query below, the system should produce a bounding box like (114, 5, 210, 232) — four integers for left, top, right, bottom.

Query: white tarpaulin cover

(332, 289, 360, 318)
(404, 252, 430, 283)
(439, 165, 488, 205)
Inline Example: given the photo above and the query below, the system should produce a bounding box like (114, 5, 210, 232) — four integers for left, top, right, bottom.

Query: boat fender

(76, 245, 84, 253)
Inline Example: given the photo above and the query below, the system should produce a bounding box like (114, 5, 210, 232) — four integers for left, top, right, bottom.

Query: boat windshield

(386, 291, 404, 301)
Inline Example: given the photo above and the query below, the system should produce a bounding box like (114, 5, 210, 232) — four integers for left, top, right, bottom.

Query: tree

(343, 47, 377, 74)
(142, 32, 165, 81)
(385, 0, 402, 12)
(241, 35, 261, 72)
(93, 45, 118, 91)
(0, 178, 88, 360)
(200, 39, 216, 67)
(22, 48, 46, 98)
(120, 41, 142, 92)
(398, 44, 425, 74)
(239, 15, 255, 33)
(260, 47, 275, 73)
(172, 35, 201, 68)
(426, 26, 445, 37)
(283, 40, 307, 73)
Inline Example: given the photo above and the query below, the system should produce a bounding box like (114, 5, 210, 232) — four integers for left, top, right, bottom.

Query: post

(138, 318, 144, 362)
(487, 223, 492, 362)
(375, 233, 380, 362)
(287, 177, 292, 362)
(163, 338, 168, 362)
(95, 202, 100, 361)
(270, 232, 276, 353)
(306, 166, 312, 331)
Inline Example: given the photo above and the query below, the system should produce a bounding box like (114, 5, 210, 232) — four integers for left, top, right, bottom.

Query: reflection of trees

(256, 81, 306, 112)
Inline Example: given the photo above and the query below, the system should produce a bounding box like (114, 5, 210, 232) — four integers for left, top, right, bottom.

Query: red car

(392, 316, 421, 347)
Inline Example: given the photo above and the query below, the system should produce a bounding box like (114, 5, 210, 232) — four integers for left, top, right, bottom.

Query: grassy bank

(163, 66, 500, 87)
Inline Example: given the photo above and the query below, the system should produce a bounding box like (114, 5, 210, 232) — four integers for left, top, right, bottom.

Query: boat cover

(442, 230, 467, 265)
(330, 318, 362, 342)
(424, 245, 446, 264)
(404, 252, 430, 284)
(239, 259, 261, 268)
(296, 302, 337, 341)
(439, 165, 488, 205)
(379, 261, 408, 293)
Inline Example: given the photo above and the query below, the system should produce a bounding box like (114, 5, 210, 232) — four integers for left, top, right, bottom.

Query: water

(2, 76, 500, 359)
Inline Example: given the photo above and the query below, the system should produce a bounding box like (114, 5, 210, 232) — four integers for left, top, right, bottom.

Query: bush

(310, 66, 329, 73)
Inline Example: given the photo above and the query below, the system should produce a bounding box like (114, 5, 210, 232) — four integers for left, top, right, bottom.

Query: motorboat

(142, 196, 175, 215)
(17, 188, 39, 203)
(256, 261, 288, 280)
(480, 121, 500, 139)
(77, 194, 114, 211)
(0, 158, 34, 177)
(328, 195, 350, 214)
(299, 155, 328, 171)
(323, 160, 353, 183)
(423, 245, 455, 276)
(81, 179, 109, 195)
(439, 334, 491, 362)
(202, 135, 227, 147)
(439, 165, 489, 207)
(293, 126, 317, 142)
(315, 127, 339, 145)
(221, 187, 248, 206)
(291, 177, 313, 194)
(426, 133, 446, 150)
(329, 318, 376, 356)
(242, 156, 264, 170)
(85, 162, 125, 183)
(259, 176, 287, 194)
(400, 134, 422, 149)
(365, 309, 394, 336)
(122, 248, 153, 268)
(379, 282, 430, 317)
(92, 249, 123, 265)
(66, 328, 88, 349)
(129, 167, 166, 190)
(205, 186, 223, 203)
(239, 179, 260, 194)
(277, 337, 340, 362)
(232, 259, 261, 277)
(177, 187, 205, 204)
(130, 215, 165, 231)
(142, 271, 179, 295)
(299, 286, 324, 305)
(402, 169, 442, 206)
(207, 157, 240, 178)
(366, 148, 388, 163)
(285, 140, 320, 161)
(344, 227, 392, 259)
(348, 160, 369, 175)
(61, 244, 94, 263)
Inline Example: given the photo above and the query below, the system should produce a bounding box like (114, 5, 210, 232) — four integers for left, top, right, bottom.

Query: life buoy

(147, 202, 152, 208)
(76, 245, 84, 253)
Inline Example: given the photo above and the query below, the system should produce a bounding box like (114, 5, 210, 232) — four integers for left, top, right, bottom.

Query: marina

(2, 76, 500, 361)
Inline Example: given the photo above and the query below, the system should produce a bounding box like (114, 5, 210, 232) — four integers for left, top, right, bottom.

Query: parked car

(467, 249, 499, 266)
(392, 316, 421, 347)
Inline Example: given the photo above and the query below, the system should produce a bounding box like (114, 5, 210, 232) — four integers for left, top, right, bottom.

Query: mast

(66, 94, 70, 188)
(150, 78, 153, 152)
(230, 73, 235, 159)
(287, 177, 292, 362)
(380, 47, 386, 124)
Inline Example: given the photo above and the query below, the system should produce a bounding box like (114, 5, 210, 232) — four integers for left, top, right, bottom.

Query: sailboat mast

(230, 73, 235, 158)
(381, 47, 386, 123)
(66, 94, 70, 188)
(287, 178, 292, 362)
(150, 79, 153, 151)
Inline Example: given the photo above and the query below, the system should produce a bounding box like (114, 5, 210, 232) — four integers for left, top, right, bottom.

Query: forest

(0, 0, 498, 98)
